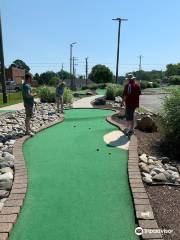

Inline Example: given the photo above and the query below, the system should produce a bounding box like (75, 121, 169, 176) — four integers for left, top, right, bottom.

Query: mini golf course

(10, 109, 138, 240)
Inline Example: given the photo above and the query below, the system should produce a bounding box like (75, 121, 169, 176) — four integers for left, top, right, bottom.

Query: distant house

(5, 67, 25, 85)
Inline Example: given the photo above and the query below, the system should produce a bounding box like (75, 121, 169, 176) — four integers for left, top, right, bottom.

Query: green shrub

(159, 89, 180, 157)
(81, 86, 88, 90)
(140, 81, 148, 89)
(38, 86, 73, 103)
(106, 84, 123, 100)
(152, 82, 160, 88)
(38, 86, 55, 103)
(63, 88, 73, 103)
(169, 75, 180, 85)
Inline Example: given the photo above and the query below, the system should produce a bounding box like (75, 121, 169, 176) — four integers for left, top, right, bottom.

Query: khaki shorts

(25, 105, 33, 118)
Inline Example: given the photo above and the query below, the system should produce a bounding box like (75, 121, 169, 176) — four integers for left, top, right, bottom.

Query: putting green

(10, 109, 138, 240)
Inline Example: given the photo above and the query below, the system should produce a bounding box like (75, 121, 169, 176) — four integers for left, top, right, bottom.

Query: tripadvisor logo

(135, 227, 143, 235)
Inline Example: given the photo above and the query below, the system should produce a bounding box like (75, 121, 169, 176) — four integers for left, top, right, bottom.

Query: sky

(1, 0, 180, 76)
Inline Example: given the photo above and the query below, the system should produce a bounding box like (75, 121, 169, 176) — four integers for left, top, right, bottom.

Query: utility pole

(72, 57, 78, 90)
(70, 42, 77, 90)
(112, 17, 128, 84)
(61, 63, 64, 80)
(85, 57, 88, 85)
(138, 55, 143, 81)
(138, 55, 143, 71)
(0, 15, 7, 103)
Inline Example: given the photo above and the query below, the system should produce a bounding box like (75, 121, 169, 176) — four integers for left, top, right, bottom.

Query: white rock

(148, 159, 155, 165)
(139, 154, 148, 163)
(143, 175, 152, 184)
(0, 172, 13, 181)
(139, 162, 149, 173)
(150, 170, 157, 177)
(148, 156, 157, 161)
(152, 173, 167, 182)
(3, 152, 14, 161)
(153, 167, 165, 174)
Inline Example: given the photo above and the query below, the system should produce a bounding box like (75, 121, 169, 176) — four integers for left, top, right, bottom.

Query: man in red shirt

(122, 73, 141, 135)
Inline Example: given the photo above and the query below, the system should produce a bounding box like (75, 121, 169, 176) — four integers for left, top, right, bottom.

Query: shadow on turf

(107, 135, 129, 148)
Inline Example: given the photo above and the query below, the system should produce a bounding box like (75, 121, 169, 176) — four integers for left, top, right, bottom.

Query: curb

(106, 114, 164, 240)
(0, 118, 64, 240)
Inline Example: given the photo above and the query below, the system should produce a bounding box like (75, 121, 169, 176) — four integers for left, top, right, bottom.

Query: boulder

(136, 115, 157, 132)
(153, 167, 165, 174)
(0, 172, 13, 181)
(143, 175, 152, 184)
(139, 162, 149, 173)
(139, 154, 148, 164)
(0, 179, 13, 190)
(152, 173, 167, 182)
(0, 190, 9, 199)
(94, 98, 106, 106)
(159, 157, 170, 164)
(0, 167, 13, 174)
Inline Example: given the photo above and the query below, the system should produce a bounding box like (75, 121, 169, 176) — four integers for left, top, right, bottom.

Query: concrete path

(140, 93, 166, 113)
(73, 95, 103, 108)
(0, 98, 40, 111)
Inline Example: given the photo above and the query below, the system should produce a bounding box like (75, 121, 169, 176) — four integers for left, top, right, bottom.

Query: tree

(166, 63, 180, 76)
(89, 64, 113, 83)
(10, 59, 30, 72)
(49, 76, 59, 86)
(39, 71, 57, 85)
(57, 70, 71, 80)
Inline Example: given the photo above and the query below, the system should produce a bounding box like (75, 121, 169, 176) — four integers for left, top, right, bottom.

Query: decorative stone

(0, 172, 13, 181)
(136, 115, 157, 132)
(153, 167, 165, 174)
(139, 162, 149, 173)
(143, 176, 153, 184)
(0, 190, 9, 199)
(139, 154, 148, 164)
(152, 173, 167, 182)
(0, 180, 13, 190)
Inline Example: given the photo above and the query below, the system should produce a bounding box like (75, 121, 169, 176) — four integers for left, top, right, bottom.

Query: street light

(70, 42, 77, 90)
(112, 17, 128, 84)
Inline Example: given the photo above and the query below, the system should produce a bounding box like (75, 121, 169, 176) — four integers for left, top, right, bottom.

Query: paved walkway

(73, 95, 103, 108)
(0, 98, 40, 111)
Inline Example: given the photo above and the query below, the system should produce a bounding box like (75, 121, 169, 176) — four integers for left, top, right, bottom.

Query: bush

(106, 84, 123, 100)
(140, 81, 148, 89)
(38, 86, 73, 103)
(38, 86, 55, 103)
(169, 75, 180, 85)
(63, 88, 73, 103)
(159, 89, 180, 157)
(81, 86, 88, 90)
(152, 82, 160, 88)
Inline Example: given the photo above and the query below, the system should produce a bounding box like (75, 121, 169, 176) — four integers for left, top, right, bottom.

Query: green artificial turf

(10, 109, 138, 240)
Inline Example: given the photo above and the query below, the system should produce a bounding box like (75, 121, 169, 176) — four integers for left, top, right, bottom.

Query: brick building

(5, 67, 25, 85)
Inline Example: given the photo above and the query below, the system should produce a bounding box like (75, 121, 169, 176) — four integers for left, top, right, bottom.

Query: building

(5, 67, 25, 85)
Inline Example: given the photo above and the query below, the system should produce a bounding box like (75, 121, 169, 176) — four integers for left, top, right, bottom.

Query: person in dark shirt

(122, 73, 141, 135)
(56, 81, 65, 113)
(22, 73, 36, 135)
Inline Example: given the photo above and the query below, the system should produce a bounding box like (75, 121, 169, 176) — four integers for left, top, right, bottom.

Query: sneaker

(127, 129, 134, 136)
(123, 128, 129, 135)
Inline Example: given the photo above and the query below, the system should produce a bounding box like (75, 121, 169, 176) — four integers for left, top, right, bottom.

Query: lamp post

(70, 42, 77, 90)
(112, 17, 128, 84)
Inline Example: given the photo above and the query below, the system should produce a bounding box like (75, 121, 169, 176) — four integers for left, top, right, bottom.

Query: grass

(0, 92, 23, 108)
